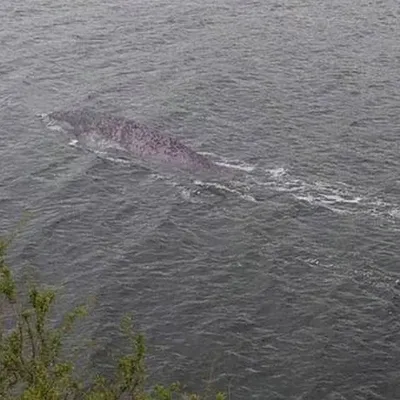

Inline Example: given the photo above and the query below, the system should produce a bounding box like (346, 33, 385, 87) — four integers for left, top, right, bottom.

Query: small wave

(179, 187, 193, 201)
(149, 173, 167, 181)
(92, 151, 132, 165)
(36, 112, 49, 122)
(37, 113, 65, 132)
(193, 180, 257, 202)
(198, 151, 220, 158)
(319, 193, 362, 205)
(388, 209, 400, 219)
(46, 122, 64, 132)
(69, 139, 79, 147)
(367, 199, 400, 220)
(266, 167, 287, 179)
(294, 194, 353, 214)
(198, 152, 256, 172)
(215, 161, 255, 172)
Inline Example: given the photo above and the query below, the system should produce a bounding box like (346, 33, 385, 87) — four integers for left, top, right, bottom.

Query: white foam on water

(179, 187, 193, 201)
(198, 151, 256, 172)
(68, 139, 79, 147)
(257, 166, 400, 219)
(95, 153, 132, 164)
(252, 166, 370, 214)
(267, 167, 287, 179)
(103, 156, 132, 165)
(294, 194, 315, 204)
(294, 193, 352, 214)
(367, 199, 400, 220)
(38, 113, 68, 134)
(36, 112, 49, 122)
(198, 151, 219, 158)
(149, 173, 166, 181)
(215, 161, 255, 172)
(389, 209, 400, 219)
(294, 184, 363, 211)
(319, 193, 362, 204)
(47, 122, 63, 132)
(193, 180, 257, 203)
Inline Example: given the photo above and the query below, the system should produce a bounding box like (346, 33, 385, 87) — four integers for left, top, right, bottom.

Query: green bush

(0, 237, 225, 400)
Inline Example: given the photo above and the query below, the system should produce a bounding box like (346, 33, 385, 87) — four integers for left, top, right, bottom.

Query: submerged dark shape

(43, 109, 221, 173)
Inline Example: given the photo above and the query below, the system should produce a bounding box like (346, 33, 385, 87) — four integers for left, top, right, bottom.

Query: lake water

(1, 0, 400, 399)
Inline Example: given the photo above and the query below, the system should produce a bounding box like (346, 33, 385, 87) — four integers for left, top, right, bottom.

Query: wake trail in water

(38, 114, 400, 214)
(68, 149, 400, 214)
(253, 167, 400, 219)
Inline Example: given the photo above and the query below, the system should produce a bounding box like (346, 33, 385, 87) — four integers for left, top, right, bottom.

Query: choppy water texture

(1, 0, 400, 398)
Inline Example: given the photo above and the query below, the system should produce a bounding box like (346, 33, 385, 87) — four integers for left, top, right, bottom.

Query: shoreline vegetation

(0, 235, 225, 400)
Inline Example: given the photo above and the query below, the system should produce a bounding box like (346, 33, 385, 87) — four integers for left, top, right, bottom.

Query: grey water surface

(1, 0, 400, 399)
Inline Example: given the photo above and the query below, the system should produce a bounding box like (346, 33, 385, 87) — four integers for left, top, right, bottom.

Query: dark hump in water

(46, 109, 227, 175)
